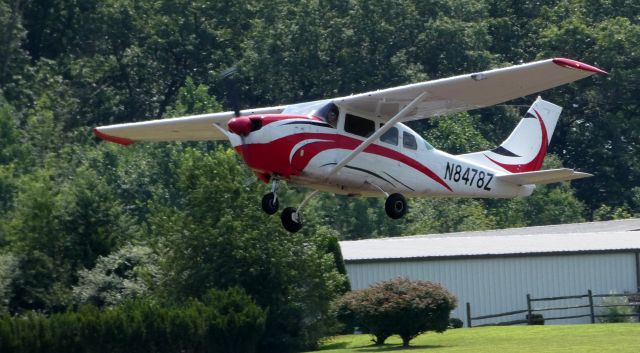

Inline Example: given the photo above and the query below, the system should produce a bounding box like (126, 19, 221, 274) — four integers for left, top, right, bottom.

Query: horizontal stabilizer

(496, 168, 592, 185)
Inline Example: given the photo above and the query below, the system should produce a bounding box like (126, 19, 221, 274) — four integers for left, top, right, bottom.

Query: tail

(460, 97, 561, 173)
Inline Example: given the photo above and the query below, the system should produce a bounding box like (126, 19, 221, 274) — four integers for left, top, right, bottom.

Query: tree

(0, 252, 18, 313)
(150, 146, 349, 352)
(335, 277, 457, 347)
(73, 243, 160, 307)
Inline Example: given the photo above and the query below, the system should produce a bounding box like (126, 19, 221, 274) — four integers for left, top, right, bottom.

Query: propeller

(220, 66, 252, 162)
(220, 66, 241, 118)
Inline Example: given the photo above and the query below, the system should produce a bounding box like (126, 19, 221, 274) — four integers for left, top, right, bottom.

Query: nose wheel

(261, 192, 279, 215)
(261, 179, 280, 215)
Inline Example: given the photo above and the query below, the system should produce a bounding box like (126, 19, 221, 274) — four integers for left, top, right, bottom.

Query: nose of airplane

(227, 116, 263, 136)
(227, 116, 252, 135)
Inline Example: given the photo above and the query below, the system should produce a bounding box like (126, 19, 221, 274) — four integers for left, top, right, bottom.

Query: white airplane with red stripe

(94, 58, 606, 232)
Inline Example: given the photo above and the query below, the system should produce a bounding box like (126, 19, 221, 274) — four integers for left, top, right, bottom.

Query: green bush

(334, 277, 457, 347)
(0, 287, 265, 353)
(448, 317, 464, 329)
(597, 295, 636, 323)
(526, 313, 545, 325)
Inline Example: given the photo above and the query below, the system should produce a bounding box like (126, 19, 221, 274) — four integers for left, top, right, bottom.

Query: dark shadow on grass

(353, 344, 447, 351)
(319, 341, 350, 350)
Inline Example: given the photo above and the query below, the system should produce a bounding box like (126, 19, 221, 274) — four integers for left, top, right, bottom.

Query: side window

(380, 127, 398, 146)
(403, 131, 417, 150)
(344, 114, 375, 137)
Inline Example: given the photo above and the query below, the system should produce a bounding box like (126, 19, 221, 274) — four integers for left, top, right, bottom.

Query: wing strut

(325, 92, 428, 179)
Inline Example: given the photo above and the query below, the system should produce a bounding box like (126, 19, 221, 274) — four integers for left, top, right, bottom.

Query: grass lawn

(309, 324, 640, 353)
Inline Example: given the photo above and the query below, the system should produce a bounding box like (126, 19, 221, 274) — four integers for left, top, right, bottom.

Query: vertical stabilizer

(459, 97, 562, 173)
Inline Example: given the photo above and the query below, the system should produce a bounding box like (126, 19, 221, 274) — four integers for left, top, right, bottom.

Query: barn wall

(345, 253, 638, 326)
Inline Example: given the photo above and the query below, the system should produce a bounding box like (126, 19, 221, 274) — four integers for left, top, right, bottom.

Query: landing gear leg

(261, 179, 279, 215)
(280, 190, 319, 233)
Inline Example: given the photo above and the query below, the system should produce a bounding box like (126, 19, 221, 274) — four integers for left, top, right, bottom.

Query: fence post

(588, 289, 595, 324)
(466, 302, 472, 328)
(526, 294, 532, 324)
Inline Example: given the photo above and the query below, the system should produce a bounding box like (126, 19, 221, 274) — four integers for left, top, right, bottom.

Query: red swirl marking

(236, 133, 452, 192)
(485, 109, 548, 173)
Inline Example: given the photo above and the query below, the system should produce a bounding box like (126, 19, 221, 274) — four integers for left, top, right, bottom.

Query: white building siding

(345, 253, 638, 326)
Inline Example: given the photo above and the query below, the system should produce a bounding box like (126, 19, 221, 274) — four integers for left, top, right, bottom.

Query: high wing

(335, 58, 607, 121)
(94, 58, 606, 145)
(93, 106, 286, 145)
(496, 168, 593, 185)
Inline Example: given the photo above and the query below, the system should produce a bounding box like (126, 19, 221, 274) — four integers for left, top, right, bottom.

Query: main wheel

(385, 193, 407, 219)
(261, 192, 279, 215)
(281, 207, 303, 233)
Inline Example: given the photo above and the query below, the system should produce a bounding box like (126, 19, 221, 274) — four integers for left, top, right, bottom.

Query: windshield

(281, 99, 333, 115)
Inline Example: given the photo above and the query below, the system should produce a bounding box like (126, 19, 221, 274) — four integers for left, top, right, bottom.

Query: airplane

(94, 58, 607, 233)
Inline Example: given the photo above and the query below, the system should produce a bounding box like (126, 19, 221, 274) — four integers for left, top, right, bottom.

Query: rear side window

(345, 114, 375, 137)
(403, 131, 417, 150)
(380, 127, 399, 145)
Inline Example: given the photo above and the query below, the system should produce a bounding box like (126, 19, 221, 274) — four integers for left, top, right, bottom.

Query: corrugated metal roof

(340, 219, 640, 262)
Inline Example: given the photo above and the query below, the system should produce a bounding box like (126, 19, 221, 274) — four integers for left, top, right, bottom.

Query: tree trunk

(401, 335, 412, 347)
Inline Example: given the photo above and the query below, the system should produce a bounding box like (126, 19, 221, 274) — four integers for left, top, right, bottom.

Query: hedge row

(0, 288, 266, 353)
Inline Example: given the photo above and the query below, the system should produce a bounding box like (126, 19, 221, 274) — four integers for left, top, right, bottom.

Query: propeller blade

(220, 66, 241, 117)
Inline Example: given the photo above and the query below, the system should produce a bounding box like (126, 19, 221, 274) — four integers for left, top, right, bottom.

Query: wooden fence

(466, 290, 640, 328)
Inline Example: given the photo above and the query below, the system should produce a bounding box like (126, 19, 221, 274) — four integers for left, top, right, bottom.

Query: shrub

(0, 287, 265, 353)
(526, 313, 545, 325)
(448, 318, 464, 329)
(598, 295, 636, 323)
(335, 277, 457, 347)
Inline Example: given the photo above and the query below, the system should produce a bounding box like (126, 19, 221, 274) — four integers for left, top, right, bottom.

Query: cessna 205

(94, 58, 607, 232)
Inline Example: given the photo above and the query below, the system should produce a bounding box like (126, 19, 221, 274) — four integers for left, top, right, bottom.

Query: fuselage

(227, 108, 533, 199)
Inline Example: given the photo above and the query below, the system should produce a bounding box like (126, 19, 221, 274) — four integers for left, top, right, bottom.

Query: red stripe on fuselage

(235, 132, 452, 192)
(486, 110, 548, 173)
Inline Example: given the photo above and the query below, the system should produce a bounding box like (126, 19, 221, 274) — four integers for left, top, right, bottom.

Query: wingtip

(93, 128, 135, 146)
(552, 58, 608, 75)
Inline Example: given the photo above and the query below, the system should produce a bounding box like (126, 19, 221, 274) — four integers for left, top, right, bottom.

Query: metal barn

(339, 219, 640, 326)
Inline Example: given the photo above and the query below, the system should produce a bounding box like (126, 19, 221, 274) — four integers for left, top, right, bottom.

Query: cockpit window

(317, 103, 339, 128)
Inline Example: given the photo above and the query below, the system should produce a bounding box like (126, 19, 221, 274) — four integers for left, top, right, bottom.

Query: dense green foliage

(0, 0, 639, 351)
(0, 287, 266, 353)
(334, 278, 457, 347)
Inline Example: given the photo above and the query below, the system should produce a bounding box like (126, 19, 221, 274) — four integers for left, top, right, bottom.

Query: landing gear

(279, 190, 319, 233)
(261, 192, 279, 215)
(261, 179, 280, 215)
(281, 207, 303, 233)
(385, 193, 407, 219)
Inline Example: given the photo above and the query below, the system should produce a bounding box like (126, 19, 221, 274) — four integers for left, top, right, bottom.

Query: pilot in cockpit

(318, 103, 339, 128)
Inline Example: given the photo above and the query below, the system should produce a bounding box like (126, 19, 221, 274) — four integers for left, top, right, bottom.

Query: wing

(335, 58, 607, 121)
(496, 168, 592, 185)
(94, 106, 287, 145)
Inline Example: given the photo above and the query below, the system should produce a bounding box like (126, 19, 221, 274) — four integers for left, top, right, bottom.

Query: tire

(385, 193, 407, 219)
(281, 207, 303, 233)
(261, 192, 279, 215)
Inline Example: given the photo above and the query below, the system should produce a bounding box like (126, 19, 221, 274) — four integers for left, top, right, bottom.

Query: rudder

(459, 97, 562, 173)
